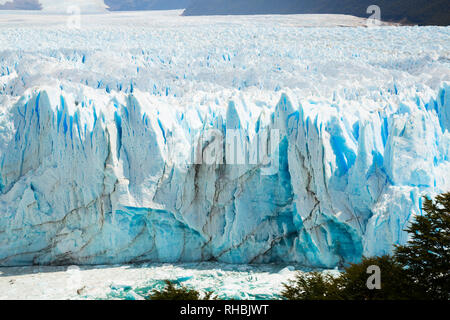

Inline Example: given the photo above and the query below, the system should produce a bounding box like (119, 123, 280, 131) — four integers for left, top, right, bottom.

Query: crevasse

(0, 83, 448, 267)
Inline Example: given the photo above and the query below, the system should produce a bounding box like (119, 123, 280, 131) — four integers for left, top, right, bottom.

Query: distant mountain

(183, 0, 450, 26)
(1, 0, 447, 25)
(0, 0, 191, 11)
(104, 0, 191, 11)
(0, 0, 41, 10)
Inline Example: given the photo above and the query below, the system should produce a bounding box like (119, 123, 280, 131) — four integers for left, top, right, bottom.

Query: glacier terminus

(0, 11, 449, 268)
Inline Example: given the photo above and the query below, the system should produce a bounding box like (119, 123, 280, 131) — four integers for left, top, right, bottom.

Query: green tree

(395, 192, 450, 300)
(281, 256, 419, 300)
(147, 280, 217, 300)
(340, 256, 421, 300)
(281, 271, 343, 300)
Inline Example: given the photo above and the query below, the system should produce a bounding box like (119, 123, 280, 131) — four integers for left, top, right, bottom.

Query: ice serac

(0, 16, 449, 267)
(0, 82, 448, 267)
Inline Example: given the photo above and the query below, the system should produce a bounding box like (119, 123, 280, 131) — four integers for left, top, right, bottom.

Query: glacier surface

(0, 11, 449, 268)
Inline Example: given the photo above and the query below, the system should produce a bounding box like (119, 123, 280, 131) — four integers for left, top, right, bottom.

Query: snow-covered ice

(0, 11, 449, 270)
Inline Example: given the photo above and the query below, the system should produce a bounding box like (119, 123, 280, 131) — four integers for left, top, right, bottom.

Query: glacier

(0, 11, 449, 268)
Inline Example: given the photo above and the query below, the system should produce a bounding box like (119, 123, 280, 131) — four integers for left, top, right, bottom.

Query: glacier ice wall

(0, 15, 449, 267)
